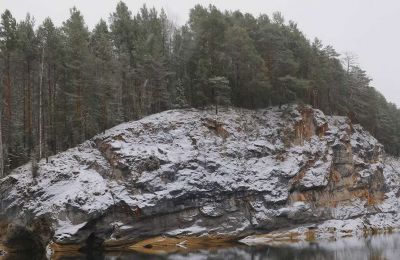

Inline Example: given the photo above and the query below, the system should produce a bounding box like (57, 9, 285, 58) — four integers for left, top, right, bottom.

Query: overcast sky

(1, 0, 399, 106)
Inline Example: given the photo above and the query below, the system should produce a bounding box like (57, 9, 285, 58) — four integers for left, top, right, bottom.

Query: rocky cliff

(1, 105, 400, 255)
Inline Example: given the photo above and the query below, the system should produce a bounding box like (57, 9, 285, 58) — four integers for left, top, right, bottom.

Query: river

(2, 232, 400, 260)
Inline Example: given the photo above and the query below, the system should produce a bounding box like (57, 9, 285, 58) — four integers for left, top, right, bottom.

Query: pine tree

(90, 19, 116, 131)
(31, 146, 39, 178)
(0, 109, 3, 178)
(17, 14, 37, 160)
(173, 79, 188, 109)
(0, 9, 17, 174)
(62, 7, 91, 145)
(110, 1, 136, 120)
(208, 76, 230, 114)
(36, 18, 63, 154)
(225, 25, 270, 108)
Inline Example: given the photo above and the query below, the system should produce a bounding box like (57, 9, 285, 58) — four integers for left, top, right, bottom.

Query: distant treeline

(0, 2, 399, 176)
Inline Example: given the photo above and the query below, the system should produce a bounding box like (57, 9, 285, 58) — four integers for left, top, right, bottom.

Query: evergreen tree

(16, 14, 37, 161)
(36, 18, 63, 154)
(110, 1, 135, 120)
(208, 76, 230, 114)
(225, 25, 270, 108)
(188, 5, 227, 105)
(61, 7, 91, 145)
(90, 19, 119, 131)
(0, 9, 17, 173)
(173, 78, 188, 108)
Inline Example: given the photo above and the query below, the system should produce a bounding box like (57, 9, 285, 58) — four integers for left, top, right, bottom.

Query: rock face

(1, 105, 399, 253)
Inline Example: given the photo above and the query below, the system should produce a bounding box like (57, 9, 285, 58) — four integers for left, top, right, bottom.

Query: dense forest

(1, 2, 400, 177)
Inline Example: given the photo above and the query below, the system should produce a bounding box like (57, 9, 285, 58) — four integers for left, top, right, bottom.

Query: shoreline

(2, 220, 398, 259)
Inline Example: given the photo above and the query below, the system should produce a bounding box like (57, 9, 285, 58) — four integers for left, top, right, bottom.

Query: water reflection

(3, 232, 400, 260)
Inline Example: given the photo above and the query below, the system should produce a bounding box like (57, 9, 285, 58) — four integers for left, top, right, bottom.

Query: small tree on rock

(31, 146, 39, 178)
(209, 76, 231, 114)
(173, 78, 189, 109)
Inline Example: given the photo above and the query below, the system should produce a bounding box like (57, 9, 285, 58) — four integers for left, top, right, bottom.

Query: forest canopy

(1, 2, 399, 176)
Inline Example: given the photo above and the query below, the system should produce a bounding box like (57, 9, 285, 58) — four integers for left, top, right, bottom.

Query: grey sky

(1, 0, 399, 106)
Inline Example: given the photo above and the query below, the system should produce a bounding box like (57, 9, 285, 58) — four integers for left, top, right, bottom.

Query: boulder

(0, 105, 398, 254)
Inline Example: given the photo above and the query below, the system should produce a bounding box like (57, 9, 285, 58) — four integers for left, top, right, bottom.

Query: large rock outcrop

(1, 105, 399, 254)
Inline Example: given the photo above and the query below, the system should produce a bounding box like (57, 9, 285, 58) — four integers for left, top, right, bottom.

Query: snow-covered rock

(0, 105, 399, 253)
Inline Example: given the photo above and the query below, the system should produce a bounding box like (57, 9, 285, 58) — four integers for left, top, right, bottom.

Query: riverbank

(3, 229, 400, 260)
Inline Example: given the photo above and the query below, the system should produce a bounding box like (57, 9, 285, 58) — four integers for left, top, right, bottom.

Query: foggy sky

(1, 0, 399, 106)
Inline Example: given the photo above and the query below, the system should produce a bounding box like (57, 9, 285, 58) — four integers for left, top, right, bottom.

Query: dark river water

(3, 233, 400, 260)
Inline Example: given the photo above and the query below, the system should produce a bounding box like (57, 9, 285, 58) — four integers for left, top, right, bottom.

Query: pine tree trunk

(39, 47, 45, 158)
(27, 61, 33, 151)
(47, 63, 52, 154)
(52, 64, 57, 153)
(4, 53, 12, 121)
(0, 110, 4, 178)
(3, 52, 12, 174)
(23, 66, 27, 151)
(103, 91, 108, 132)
